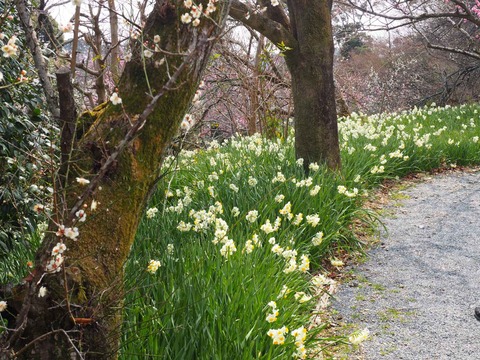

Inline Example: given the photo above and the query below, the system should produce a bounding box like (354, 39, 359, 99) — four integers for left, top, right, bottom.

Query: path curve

(333, 169, 480, 359)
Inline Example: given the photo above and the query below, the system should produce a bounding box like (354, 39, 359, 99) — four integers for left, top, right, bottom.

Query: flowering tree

(0, 0, 230, 358)
(230, 0, 341, 170)
(338, 1, 480, 68)
(332, 0, 480, 111)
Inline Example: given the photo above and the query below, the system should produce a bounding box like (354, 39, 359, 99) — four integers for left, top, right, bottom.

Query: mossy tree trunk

(0, 1, 229, 359)
(285, 0, 341, 170)
(230, 0, 341, 170)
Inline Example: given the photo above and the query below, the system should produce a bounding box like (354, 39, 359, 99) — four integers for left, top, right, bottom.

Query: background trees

(337, 0, 480, 109)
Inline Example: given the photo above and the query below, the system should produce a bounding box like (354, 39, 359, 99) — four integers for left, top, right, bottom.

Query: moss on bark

(3, 1, 231, 359)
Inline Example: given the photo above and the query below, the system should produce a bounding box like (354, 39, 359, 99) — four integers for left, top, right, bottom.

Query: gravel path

(332, 169, 480, 359)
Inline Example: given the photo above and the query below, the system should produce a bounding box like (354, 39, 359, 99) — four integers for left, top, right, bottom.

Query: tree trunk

(108, 0, 120, 83)
(285, 0, 341, 170)
(229, 0, 341, 170)
(0, 1, 230, 359)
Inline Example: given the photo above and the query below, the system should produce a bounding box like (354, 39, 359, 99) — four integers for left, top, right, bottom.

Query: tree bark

(229, 0, 341, 170)
(15, 0, 59, 119)
(285, 0, 341, 170)
(108, 0, 120, 83)
(0, 1, 230, 359)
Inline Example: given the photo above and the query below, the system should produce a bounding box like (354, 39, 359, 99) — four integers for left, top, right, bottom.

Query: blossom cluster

(181, 0, 219, 27)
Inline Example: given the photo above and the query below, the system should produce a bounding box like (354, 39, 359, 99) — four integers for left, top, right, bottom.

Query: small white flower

(248, 176, 258, 187)
(220, 239, 237, 257)
(75, 210, 86, 222)
(38, 286, 48, 298)
(124, 53, 132, 62)
(0, 300, 7, 312)
(153, 35, 161, 43)
(76, 177, 90, 186)
(309, 162, 319, 172)
(270, 0, 279, 6)
(294, 291, 312, 303)
(147, 260, 161, 274)
(146, 207, 158, 219)
(306, 214, 320, 227)
(312, 232, 324, 246)
(181, 13, 192, 24)
(192, 18, 200, 27)
(143, 49, 154, 58)
(110, 92, 122, 105)
(246, 210, 259, 223)
(310, 185, 321, 196)
(64, 227, 79, 240)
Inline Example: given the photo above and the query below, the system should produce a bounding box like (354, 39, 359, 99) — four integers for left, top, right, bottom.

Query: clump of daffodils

(146, 207, 158, 219)
(265, 301, 279, 323)
(311, 231, 324, 246)
(147, 260, 161, 274)
(267, 326, 288, 345)
(291, 326, 308, 359)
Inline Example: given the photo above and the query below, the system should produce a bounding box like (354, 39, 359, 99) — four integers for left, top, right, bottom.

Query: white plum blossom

(181, 13, 192, 23)
(64, 227, 79, 240)
(110, 92, 122, 105)
(38, 286, 48, 298)
(143, 49, 154, 58)
(75, 209, 86, 222)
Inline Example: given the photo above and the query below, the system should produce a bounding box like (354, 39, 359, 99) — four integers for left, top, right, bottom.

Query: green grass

(120, 103, 480, 359)
(2, 103, 480, 358)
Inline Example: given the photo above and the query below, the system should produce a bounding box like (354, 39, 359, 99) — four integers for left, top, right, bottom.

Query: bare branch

(15, 0, 60, 119)
(229, 0, 296, 48)
(69, 37, 213, 218)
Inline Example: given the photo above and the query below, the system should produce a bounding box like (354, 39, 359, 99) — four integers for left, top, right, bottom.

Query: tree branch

(15, 0, 60, 120)
(229, 0, 296, 48)
(69, 38, 212, 218)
